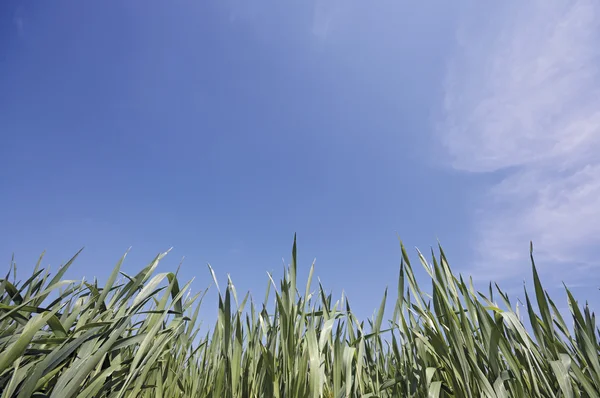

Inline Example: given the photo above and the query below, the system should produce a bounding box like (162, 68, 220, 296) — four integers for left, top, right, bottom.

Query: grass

(0, 235, 599, 397)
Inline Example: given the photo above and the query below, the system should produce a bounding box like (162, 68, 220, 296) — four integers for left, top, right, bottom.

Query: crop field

(0, 237, 598, 397)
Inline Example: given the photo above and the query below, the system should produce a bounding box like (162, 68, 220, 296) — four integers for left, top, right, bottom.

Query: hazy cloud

(439, 0, 600, 284)
(13, 10, 24, 37)
(312, 0, 343, 41)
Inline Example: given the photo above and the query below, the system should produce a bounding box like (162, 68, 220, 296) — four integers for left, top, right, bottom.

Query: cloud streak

(312, 0, 342, 41)
(13, 7, 24, 38)
(440, 0, 600, 284)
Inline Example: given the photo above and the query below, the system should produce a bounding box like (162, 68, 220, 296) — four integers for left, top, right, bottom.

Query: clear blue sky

(2, 0, 599, 323)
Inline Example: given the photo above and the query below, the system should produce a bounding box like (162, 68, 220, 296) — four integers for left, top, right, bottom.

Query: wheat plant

(0, 236, 598, 397)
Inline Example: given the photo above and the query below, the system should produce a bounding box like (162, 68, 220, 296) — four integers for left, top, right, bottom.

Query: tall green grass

(0, 236, 598, 397)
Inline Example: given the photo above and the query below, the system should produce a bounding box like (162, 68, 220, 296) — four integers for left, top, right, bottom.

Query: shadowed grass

(0, 236, 598, 397)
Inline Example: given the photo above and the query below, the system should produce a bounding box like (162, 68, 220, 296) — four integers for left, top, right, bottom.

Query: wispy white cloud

(226, 0, 261, 23)
(225, 0, 344, 42)
(13, 8, 24, 37)
(311, 0, 343, 41)
(439, 0, 600, 284)
(14, 17, 23, 35)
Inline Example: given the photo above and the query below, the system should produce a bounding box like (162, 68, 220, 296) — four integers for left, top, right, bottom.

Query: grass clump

(0, 236, 599, 397)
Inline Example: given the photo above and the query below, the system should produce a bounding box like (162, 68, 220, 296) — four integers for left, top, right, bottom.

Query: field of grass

(0, 236, 599, 397)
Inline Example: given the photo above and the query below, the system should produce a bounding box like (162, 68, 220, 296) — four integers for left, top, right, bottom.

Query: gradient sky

(2, 0, 599, 324)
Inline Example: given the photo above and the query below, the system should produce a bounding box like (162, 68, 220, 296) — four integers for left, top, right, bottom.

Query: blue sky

(1, 0, 599, 323)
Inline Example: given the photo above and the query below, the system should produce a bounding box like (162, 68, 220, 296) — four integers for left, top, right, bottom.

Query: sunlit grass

(0, 236, 598, 397)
